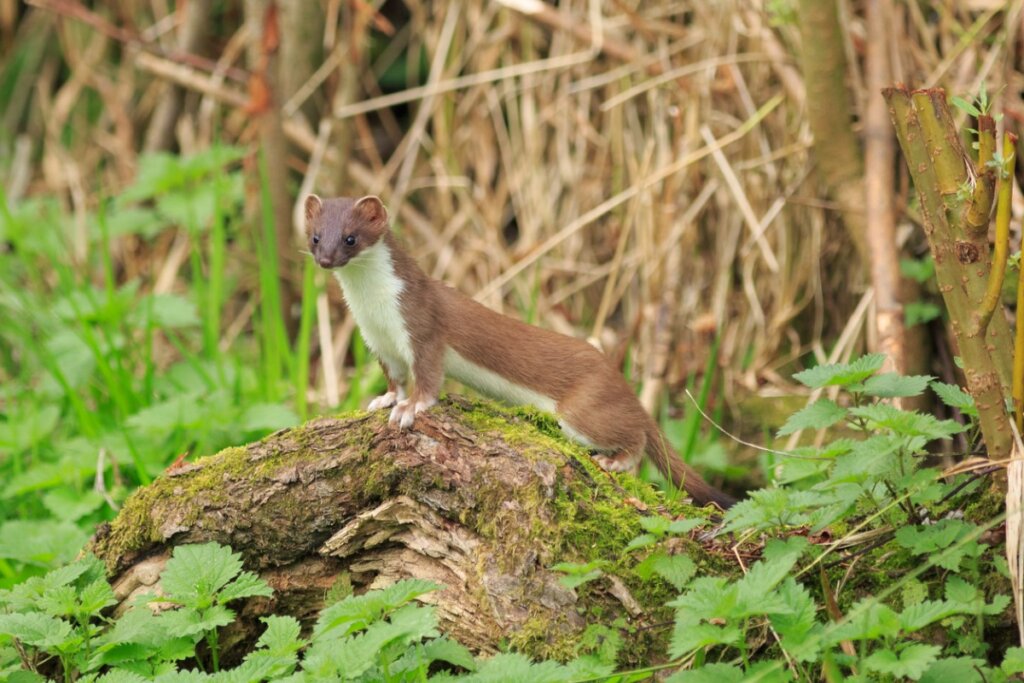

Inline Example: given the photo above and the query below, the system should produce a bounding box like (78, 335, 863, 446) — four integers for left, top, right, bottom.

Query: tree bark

(797, 0, 869, 264)
(89, 398, 724, 663)
(884, 86, 1014, 460)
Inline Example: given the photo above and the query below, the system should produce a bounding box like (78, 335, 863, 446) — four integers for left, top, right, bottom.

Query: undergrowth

(0, 354, 1018, 681)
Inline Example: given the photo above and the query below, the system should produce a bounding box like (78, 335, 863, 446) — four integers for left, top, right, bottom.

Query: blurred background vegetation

(0, 0, 1021, 584)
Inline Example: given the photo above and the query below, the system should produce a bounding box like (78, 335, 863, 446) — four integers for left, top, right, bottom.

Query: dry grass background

(2, 0, 1023, 435)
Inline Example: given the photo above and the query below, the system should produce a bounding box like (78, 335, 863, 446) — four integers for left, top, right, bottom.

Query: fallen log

(89, 397, 726, 664)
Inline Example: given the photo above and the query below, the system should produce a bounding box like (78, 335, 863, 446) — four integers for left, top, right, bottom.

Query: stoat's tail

(645, 420, 737, 509)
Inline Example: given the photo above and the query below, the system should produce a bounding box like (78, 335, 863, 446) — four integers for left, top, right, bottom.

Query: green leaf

(921, 657, 991, 683)
(141, 294, 200, 329)
(159, 605, 235, 639)
(78, 578, 118, 615)
(239, 403, 300, 433)
(623, 534, 657, 553)
(42, 488, 106, 522)
(557, 570, 603, 589)
(421, 636, 477, 671)
(665, 663, 744, 683)
(792, 354, 886, 389)
(314, 578, 441, 640)
(0, 612, 75, 649)
(126, 394, 205, 433)
(900, 257, 935, 283)
(651, 554, 696, 591)
(906, 301, 942, 327)
(0, 520, 88, 567)
(950, 95, 982, 117)
(94, 671, 149, 683)
(895, 520, 984, 571)
(255, 615, 302, 654)
(215, 570, 273, 604)
(1002, 647, 1024, 674)
(776, 399, 847, 436)
(827, 600, 901, 642)
(899, 600, 956, 632)
(848, 403, 964, 439)
(668, 577, 739, 620)
(863, 644, 941, 680)
(669, 614, 741, 658)
(466, 652, 570, 683)
(769, 578, 822, 661)
(159, 543, 267, 609)
(931, 381, 978, 417)
(862, 373, 934, 398)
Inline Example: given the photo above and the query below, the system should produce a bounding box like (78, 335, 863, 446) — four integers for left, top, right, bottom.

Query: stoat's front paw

(388, 397, 436, 430)
(367, 391, 399, 412)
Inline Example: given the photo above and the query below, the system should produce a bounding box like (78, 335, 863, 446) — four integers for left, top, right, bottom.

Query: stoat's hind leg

(556, 384, 647, 474)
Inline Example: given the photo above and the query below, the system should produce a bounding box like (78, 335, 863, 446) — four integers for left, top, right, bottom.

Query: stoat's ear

(354, 195, 389, 225)
(304, 194, 323, 228)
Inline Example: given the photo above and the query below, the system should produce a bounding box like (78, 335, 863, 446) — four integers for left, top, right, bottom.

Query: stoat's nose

(317, 256, 333, 269)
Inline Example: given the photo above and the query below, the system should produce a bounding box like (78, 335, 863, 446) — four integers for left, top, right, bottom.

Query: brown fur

(306, 194, 735, 508)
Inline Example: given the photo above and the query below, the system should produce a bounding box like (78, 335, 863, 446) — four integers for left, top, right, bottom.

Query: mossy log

(89, 397, 728, 663)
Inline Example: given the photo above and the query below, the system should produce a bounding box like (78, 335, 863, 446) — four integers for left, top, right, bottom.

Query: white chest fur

(333, 242, 414, 379)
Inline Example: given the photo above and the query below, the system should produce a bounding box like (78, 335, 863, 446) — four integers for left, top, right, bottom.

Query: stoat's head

(304, 194, 390, 269)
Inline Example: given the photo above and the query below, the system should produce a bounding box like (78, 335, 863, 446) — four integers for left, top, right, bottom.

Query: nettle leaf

(945, 576, 1010, 615)
(736, 560, 801, 617)
(665, 663, 744, 683)
(557, 569, 603, 589)
(1002, 646, 1024, 674)
(0, 612, 76, 649)
(239, 403, 300, 433)
(905, 302, 942, 327)
(215, 570, 273, 604)
(92, 671, 150, 683)
(792, 354, 886, 389)
(848, 404, 964, 439)
(78, 579, 118, 616)
(0, 520, 88, 567)
(159, 543, 269, 608)
(317, 604, 439, 679)
(769, 578, 822, 662)
(899, 600, 957, 632)
(669, 577, 739, 620)
(467, 652, 570, 683)
(159, 605, 235, 639)
(722, 488, 809, 533)
(895, 520, 985, 572)
(255, 615, 303, 654)
(827, 600, 901, 642)
(920, 657, 992, 683)
(669, 614, 742, 658)
(418, 636, 477, 671)
(623, 534, 658, 553)
(314, 578, 441, 640)
(552, 560, 607, 588)
(651, 554, 697, 591)
(863, 644, 941, 680)
(637, 515, 704, 538)
(931, 381, 978, 417)
(777, 399, 847, 436)
(862, 373, 934, 398)
(900, 257, 935, 284)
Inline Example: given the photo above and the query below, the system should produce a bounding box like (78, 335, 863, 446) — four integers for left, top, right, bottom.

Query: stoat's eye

(345, 235, 357, 246)
(312, 234, 320, 244)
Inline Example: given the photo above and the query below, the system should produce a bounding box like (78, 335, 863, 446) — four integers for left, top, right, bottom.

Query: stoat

(305, 194, 735, 508)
